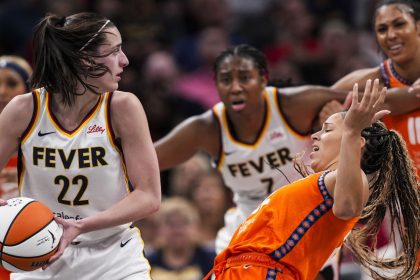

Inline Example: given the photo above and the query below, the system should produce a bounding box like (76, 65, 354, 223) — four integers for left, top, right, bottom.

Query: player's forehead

(96, 27, 122, 52)
(217, 55, 258, 74)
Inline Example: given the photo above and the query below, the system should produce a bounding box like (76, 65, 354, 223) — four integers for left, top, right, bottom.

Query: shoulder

(332, 67, 381, 90)
(0, 92, 35, 137)
(4, 92, 35, 120)
(109, 90, 141, 110)
(181, 109, 220, 136)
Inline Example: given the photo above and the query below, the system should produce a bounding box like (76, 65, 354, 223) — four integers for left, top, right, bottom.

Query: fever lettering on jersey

(227, 147, 292, 177)
(32, 146, 108, 169)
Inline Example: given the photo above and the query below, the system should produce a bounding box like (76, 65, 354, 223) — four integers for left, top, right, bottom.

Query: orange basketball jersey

(214, 172, 358, 280)
(380, 59, 420, 177)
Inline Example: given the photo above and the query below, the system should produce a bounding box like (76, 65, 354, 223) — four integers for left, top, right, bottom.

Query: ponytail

(347, 122, 420, 279)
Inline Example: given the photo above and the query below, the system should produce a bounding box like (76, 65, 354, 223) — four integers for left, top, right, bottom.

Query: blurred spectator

(175, 27, 230, 108)
(148, 197, 215, 280)
(168, 153, 211, 197)
(140, 50, 205, 141)
(190, 170, 232, 251)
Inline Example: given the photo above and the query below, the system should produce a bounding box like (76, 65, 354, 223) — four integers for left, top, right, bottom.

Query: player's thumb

(343, 91, 353, 109)
(372, 110, 391, 123)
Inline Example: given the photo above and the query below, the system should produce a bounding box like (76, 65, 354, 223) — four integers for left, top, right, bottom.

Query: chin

(310, 161, 322, 173)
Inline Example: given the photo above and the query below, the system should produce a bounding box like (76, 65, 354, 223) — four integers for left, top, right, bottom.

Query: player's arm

(331, 80, 388, 219)
(0, 94, 33, 169)
(154, 110, 220, 170)
(278, 86, 348, 134)
(333, 68, 420, 115)
(0, 94, 34, 204)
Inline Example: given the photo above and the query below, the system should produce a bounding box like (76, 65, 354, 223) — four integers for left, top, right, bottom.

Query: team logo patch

(87, 124, 106, 136)
(267, 127, 287, 144)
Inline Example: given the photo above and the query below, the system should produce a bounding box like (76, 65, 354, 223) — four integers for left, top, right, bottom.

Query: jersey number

(408, 117, 420, 145)
(261, 178, 274, 195)
(54, 175, 89, 206)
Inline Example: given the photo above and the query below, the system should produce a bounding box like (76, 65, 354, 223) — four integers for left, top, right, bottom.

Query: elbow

(150, 198, 161, 214)
(333, 202, 363, 220)
(148, 191, 161, 215)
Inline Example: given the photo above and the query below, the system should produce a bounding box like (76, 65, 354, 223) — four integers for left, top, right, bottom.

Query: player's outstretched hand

(344, 79, 389, 132)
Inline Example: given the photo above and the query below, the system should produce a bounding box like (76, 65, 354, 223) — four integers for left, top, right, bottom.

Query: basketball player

(0, 12, 160, 279)
(320, 0, 420, 177)
(154, 44, 380, 279)
(205, 79, 420, 280)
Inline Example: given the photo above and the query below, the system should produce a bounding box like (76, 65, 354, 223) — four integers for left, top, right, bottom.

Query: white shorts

(215, 207, 245, 254)
(11, 227, 151, 280)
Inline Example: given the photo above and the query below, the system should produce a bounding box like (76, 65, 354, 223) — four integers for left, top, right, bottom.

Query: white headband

(79, 20, 110, 51)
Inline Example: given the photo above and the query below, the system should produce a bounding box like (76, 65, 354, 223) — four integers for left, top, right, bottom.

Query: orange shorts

(211, 253, 300, 280)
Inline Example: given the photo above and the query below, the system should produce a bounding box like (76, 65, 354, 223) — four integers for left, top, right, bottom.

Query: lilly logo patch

(87, 124, 106, 136)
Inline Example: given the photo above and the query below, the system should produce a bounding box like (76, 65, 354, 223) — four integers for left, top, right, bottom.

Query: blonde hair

(156, 197, 200, 225)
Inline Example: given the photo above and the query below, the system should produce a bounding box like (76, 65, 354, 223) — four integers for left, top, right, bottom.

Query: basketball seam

(4, 218, 56, 247)
(3, 200, 36, 246)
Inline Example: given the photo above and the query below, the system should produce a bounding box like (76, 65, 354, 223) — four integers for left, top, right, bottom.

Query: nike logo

(243, 264, 252, 269)
(120, 238, 132, 247)
(38, 130, 56, 137)
(224, 151, 236, 156)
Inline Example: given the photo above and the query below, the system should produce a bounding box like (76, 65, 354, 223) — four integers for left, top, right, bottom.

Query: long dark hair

(374, 0, 420, 22)
(347, 121, 419, 279)
(31, 12, 115, 106)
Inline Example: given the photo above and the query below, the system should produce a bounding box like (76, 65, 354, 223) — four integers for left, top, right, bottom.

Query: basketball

(0, 197, 63, 272)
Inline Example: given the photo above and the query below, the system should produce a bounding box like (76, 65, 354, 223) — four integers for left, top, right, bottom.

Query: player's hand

(344, 79, 389, 132)
(319, 100, 344, 127)
(42, 217, 83, 269)
(408, 78, 420, 97)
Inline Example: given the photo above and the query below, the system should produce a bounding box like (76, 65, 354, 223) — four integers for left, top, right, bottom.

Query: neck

(50, 91, 101, 131)
(391, 54, 420, 83)
(228, 98, 266, 143)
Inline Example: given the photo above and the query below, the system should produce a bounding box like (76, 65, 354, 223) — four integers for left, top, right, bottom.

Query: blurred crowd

(0, 0, 388, 279)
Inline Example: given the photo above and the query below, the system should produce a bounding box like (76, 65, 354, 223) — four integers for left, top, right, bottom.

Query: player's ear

(260, 73, 268, 89)
(360, 136, 366, 149)
(416, 20, 420, 35)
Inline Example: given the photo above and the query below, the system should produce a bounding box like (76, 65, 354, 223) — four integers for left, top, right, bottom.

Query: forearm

(77, 188, 160, 234)
(334, 130, 365, 219)
(383, 87, 420, 115)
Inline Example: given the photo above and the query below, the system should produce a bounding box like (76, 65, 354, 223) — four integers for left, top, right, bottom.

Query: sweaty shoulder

(2, 93, 35, 134)
(332, 67, 381, 90)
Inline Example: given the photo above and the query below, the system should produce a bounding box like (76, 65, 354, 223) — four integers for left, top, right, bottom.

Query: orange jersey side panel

(215, 172, 358, 279)
(381, 60, 420, 177)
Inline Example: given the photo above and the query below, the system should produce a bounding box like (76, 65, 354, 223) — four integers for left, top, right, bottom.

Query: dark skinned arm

(278, 85, 349, 134)
(154, 110, 220, 170)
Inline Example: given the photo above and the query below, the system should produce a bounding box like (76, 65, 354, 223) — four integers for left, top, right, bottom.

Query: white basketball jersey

(212, 87, 312, 217)
(18, 88, 131, 242)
